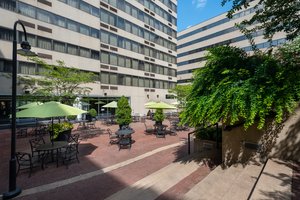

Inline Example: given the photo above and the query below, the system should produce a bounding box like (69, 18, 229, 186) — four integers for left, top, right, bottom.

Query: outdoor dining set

(108, 126, 135, 150)
(16, 131, 80, 177)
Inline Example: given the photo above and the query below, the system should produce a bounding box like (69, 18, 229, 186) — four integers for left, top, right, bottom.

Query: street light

(2, 20, 37, 200)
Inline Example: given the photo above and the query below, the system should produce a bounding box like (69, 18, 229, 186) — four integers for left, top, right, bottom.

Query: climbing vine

(181, 37, 300, 129)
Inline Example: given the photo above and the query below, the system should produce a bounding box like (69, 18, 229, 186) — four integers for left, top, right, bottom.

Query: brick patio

(0, 120, 212, 199)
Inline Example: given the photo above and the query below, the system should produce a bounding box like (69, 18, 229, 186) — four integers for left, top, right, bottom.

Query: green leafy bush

(88, 108, 97, 117)
(181, 38, 300, 129)
(116, 96, 132, 126)
(195, 126, 222, 142)
(48, 121, 73, 139)
(153, 108, 165, 123)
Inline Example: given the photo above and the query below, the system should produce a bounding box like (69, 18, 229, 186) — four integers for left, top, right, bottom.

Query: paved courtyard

(0, 120, 212, 200)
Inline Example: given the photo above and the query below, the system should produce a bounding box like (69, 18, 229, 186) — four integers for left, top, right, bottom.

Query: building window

(132, 59, 138, 70)
(110, 54, 118, 66)
(125, 76, 132, 86)
(19, 62, 36, 75)
(139, 78, 144, 87)
(101, 31, 109, 44)
(79, 47, 90, 58)
(18, 3, 36, 18)
(110, 34, 118, 46)
(67, 44, 78, 55)
(110, 73, 118, 85)
(101, 51, 109, 64)
(79, 25, 90, 36)
(101, 72, 109, 84)
(118, 56, 125, 67)
(53, 41, 65, 53)
(37, 9, 52, 23)
(125, 57, 131, 68)
(100, 10, 109, 24)
(132, 77, 138, 87)
(66, 19, 78, 32)
(37, 37, 52, 50)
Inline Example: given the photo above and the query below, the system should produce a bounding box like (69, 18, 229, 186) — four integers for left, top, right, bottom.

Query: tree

(19, 58, 96, 104)
(153, 108, 165, 124)
(168, 84, 192, 108)
(222, 0, 300, 40)
(180, 38, 300, 129)
(116, 96, 132, 127)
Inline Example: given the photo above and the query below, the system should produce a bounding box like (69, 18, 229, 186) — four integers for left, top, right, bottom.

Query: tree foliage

(168, 84, 192, 107)
(116, 96, 132, 126)
(181, 37, 300, 129)
(19, 58, 95, 104)
(222, 0, 300, 40)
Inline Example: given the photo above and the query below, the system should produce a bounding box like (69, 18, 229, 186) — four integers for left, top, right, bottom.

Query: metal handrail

(247, 158, 269, 200)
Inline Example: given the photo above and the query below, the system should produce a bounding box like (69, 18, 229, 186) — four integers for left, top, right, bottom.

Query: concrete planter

(194, 138, 217, 152)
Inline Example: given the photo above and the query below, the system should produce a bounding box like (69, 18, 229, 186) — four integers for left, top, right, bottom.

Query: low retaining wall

(222, 107, 300, 167)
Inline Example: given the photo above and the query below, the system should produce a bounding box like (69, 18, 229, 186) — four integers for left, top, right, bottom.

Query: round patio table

(36, 141, 68, 167)
(115, 129, 134, 136)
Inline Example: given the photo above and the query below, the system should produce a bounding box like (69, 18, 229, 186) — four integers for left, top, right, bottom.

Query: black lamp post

(2, 20, 37, 200)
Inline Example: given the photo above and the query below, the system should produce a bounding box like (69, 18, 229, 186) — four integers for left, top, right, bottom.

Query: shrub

(116, 96, 132, 126)
(48, 121, 73, 139)
(153, 108, 165, 123)
(195, 126, 222, 142)
(88, 108, 97, 117)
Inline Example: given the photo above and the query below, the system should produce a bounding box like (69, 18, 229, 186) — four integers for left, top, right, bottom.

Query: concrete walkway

(250, 159, 294, 200)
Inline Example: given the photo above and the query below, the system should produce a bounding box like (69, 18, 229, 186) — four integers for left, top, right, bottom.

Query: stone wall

(222, 107, 300, 166)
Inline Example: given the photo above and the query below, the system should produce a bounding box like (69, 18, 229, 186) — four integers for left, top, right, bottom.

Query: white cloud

(192, 0, 207, 8)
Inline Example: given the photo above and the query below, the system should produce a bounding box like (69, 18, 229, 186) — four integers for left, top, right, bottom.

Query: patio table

(36, 141, 68, 167)
(115, 129, 134, 137)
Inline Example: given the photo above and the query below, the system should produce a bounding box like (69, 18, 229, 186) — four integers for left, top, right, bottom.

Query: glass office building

(0, 0, 177, 122)
(177, 0, 286, 85)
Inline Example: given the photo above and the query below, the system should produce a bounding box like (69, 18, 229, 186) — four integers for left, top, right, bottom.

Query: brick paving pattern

(0, 120, 212, 200)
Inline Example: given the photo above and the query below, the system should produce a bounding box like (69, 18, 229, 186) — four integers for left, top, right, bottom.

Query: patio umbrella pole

(51, 117, 54, 145)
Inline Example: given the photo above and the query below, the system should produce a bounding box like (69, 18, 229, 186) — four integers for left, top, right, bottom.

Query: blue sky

(177, 0, 233, 32)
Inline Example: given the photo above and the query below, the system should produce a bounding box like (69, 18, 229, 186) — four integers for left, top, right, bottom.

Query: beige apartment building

(177, 0, 286, 85)
(0, 0, 177, 123)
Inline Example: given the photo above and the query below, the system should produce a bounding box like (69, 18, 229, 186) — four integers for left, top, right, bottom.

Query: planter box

(194, 138, 217, 153)
(54, 129, 72, 141)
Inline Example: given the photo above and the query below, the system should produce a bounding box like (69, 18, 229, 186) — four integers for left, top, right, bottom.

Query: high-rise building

(0, 0, 177, 123)
(177, 0, 286, 85)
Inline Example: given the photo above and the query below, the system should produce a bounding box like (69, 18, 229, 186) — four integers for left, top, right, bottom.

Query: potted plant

(49, 121, 73, 141)
(87, 108, 97, 122)
(153, 108, 165, 125)
(116, 96, 132, 129)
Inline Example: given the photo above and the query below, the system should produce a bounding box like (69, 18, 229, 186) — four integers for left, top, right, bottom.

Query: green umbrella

(145, 101, 176, 109)
(16, 101, 87, 118)
(16, 101, 87, 143)
(103, 101, 118, 108)
(144, 101, 157, 106)
(17, 102, 43, 109)
(95, 101, 105, 104)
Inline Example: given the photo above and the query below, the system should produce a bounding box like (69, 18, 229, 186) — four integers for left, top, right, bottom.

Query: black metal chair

(16, 152, 44, 177)
(118, 135, 131, 150)
(107, 128, 119, 144)
(144, 122, 154, 135)
(16, 128, 28, 137)
(29, 137, 45, 158)
(61, 143, 79, 168)
(156, 125, 166, 138)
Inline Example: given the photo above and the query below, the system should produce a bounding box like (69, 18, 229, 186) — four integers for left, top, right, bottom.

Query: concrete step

(104, 160, 201, 200)
(250, 159, 293, 200)
(184, 162, 263, 200)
